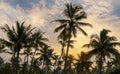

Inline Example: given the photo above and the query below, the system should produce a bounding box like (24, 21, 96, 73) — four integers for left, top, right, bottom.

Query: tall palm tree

(83, 29, 120, 74)
(53, 3, 92, 73)
(0, 21, 35, 74)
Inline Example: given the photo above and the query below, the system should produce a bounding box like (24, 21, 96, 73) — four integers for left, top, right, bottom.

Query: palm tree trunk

(64, 24, 72, 74)
(16, 51, 20, 74)
(60, 46, 65, 59)
(98, 52, 102, 74)
(29, 48, 37, 73)
(64, 37, 70, 74)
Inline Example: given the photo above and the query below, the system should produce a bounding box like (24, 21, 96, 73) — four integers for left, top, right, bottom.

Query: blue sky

(0, 0, 120, 58)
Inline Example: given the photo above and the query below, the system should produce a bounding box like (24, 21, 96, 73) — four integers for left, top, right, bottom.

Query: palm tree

(27, 30, 48, 73)
(0, 21, 35, 74)
(22, 48, 33, 65)
(38, 45, 55, 74)
(75, 51, 92, 74)
(59, 39, 66, 60)
(30, 30, 48, 64)
(20, 62, 29, 74)
(59, 39, 75, 59)
(2, 62, 13, 74)
(53, 3, 92, 73)
(67, 54, 76, 74)
(83, 29, 120, 74)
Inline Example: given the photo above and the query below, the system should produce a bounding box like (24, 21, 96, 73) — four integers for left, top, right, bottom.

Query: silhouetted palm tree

(67, 54, 76, 74)
(75, 51, 92, 74)
(38, 45, 55, 74)
(0, 21, 35, 74)
(59, 39, 66, 60)
(30, 30, 48, 64)
(22, 48, 33, 65)
(83, 29, 120, 74)
(53, 3, 92, 73)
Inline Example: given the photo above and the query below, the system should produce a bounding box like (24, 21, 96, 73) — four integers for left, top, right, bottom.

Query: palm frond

(106, 47, 120, 56)
(76, 25, 87, 36)
(51, 19, 68, 24)
(82, 44, 92, 48)
(75, 11, 87, 20)
(77, 22, 92, 27)
(107, 42, 120, 47)
(54, 24, 66, 33)
(87, 49, 99, 59)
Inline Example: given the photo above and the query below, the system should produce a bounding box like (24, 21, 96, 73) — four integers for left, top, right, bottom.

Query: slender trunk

(64, 23, 72, 74)
(16, 51, 20, 74)
(81, 64, 83, 74)
(60, 46, 65, 59)
(12, 52, 16, 74)
(98, 52, 102, 74)
(29, 48, 37, 73)
(64, 37, 70, 74)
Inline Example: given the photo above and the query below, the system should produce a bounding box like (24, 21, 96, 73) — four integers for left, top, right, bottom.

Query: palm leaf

(77, 22, 92, 27)
(51, 19, 68, 24)
(76, 25, 87, 36)
(54, 24, 66, 32)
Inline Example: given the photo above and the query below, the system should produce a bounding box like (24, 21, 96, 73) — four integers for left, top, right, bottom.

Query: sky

(0, 0, 120, 59)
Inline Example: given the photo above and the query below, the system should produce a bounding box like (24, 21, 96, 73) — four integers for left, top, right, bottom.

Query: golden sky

(0, 0, 120, 58)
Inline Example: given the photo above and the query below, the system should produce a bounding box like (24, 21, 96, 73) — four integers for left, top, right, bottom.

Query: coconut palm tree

(38, 45, 55, 74)
(67, 54, 76, 74)
(0, 21, 35, 74)
(53, 3, 92, 73)
(27, 30, 49, 73)
(30, 30, 48, 64)
(59, 39, 66, 60)
(75, 51, 92, 74)
(83, 29, 120, 74)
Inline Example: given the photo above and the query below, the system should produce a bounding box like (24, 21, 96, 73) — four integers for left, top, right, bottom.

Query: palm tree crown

(0, 21, 35, 74)
(53, 3, 92, 74)
(83, 29, 120, 74)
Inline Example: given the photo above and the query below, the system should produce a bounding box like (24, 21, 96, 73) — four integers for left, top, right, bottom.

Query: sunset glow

(0, 0, 120, 58)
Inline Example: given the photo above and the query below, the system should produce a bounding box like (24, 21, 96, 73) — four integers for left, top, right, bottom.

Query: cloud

(0, 0, 120, 58)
